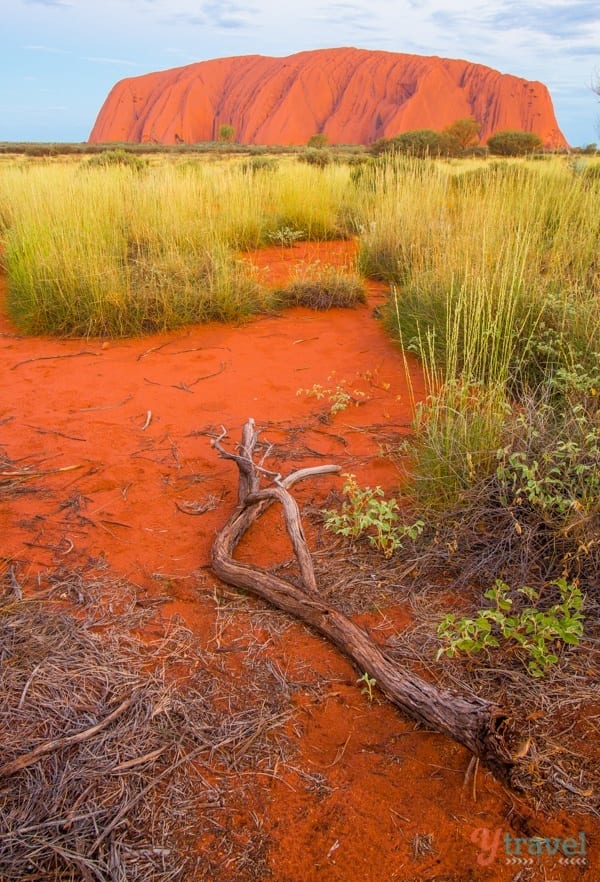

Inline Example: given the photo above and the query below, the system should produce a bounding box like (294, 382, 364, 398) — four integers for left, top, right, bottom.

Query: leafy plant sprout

(268, 227, 305, 247)
(296, 376, 366, 416)
(436, 578, 584, 677)
(357, 672, 377, 701)
(322, 473, 424, 558)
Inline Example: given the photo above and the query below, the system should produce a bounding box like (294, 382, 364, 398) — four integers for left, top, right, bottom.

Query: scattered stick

(171, 345, 231, 355)
(175, 493, 224, 516)
(11, 351, 99, 371)
(144, 363, 227, 393)
(76, 395, 134, 413)
(24, 424, 87, 443)
(0, 463, 85, 482)
(137, 339, 181, 361)
(0, 695, 135, 778)
(210, 419, 517, 786)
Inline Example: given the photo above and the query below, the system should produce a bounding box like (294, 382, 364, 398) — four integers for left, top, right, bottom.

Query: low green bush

(322, 474, 424, 558)
(487, 130, 543, 156)
(298, 148, 332, 167)
(437, 577, 584, 677)
(86, 149, 147, 171)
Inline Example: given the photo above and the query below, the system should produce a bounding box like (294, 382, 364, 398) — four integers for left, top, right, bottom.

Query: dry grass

(273, 265, 366, 310)
(0, 568, 299, 882)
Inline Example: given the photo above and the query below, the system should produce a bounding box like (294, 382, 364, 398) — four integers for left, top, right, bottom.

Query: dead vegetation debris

(0, 570, 300, 882)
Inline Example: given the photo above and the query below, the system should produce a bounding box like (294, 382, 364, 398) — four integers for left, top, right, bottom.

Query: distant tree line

(3, 117, 598, 157)
(370, 118, 551, 157)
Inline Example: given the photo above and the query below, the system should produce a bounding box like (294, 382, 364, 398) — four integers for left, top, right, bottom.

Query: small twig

(144, 364, 226, 393)
(0, 463, 85, 481)
(136, 339, 180, 361)
(463, 755, 479, 801)
(58, 536, 75, 556)
(76, 395, 134, 412)
(171, 345, 231, 355)
(0, 695, 136, 778)
(110, 746, 168, 772)
(17, 662, 43, 709)
(24, 424, 87, 443)
(175, 494, 223, 516)
(7, 566, 23, 601)
(183, 364, 228, 388)
(11, 351, 99, 371)
(323, 733, 352, 768)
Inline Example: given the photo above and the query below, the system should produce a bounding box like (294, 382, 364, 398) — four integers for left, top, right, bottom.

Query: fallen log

(210, 419, 517, 786)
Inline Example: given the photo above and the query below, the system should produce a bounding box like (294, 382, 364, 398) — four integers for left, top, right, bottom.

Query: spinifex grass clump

(274, 264, 366, 310)
(407, 381, 511, 509)
(367, 157, 599, 505)
(0, 159, 358, 336)
(3, 164, 268, 335)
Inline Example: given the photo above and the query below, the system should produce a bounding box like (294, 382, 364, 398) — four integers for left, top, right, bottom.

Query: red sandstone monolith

(89, 47, 567, 148)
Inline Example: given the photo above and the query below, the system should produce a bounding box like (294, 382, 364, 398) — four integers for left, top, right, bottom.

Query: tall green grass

(361, 157, 600, 506)
(0, 159, 358, 336)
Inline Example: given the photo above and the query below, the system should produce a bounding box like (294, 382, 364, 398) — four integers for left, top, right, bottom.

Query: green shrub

(437, 577, 584, 677)
(495, 392, 600, 532)
(307, 133, 328, 149)
(369, 137, 393, 156)
(410, 382, 600, 595)
(443, 117, 481, 150)
(217, 124, 235, 143)
(86, 149, 146, 171)
(322, 473, 424, 558)
(298, 148, 332, 167)
(267, 226, 305, 246)
(487, 130, 543, 156)
(390, 130, 444, 158)
(297, 383, 365, 416)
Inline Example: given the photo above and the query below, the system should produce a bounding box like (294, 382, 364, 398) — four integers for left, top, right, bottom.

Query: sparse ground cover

(0, 154, 599, 879)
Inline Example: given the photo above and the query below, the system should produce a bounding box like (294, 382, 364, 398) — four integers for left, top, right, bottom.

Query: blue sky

(2, 0, 599, 146)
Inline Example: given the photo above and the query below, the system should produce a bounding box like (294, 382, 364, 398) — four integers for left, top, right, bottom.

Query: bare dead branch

(210, 419, 518, 786)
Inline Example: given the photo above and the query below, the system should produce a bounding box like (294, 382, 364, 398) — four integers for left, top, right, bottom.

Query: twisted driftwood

(210, 419, 516, 785)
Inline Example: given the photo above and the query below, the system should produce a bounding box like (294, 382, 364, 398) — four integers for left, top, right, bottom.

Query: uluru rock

(89, 47, 567, 149)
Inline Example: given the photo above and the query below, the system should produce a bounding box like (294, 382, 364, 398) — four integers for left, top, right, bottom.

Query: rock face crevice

(89, 47, 567, 149)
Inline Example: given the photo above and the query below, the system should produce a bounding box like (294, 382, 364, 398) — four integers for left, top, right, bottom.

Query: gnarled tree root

(210, 419, 518, 787)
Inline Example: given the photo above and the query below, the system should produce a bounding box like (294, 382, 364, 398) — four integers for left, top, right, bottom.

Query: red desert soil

(1, 240, 596, 881)
(89, 46, 568, 149)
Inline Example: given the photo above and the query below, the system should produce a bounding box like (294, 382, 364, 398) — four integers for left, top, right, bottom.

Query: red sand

(1, 240, 595, 880)
(89, 47, 568, 149)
